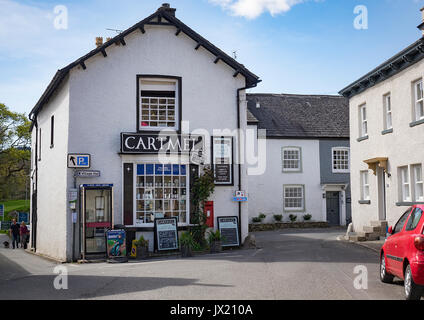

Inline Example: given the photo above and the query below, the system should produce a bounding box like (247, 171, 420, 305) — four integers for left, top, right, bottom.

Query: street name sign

(75, 170, 100, 178)
(68, 154, 90, 168)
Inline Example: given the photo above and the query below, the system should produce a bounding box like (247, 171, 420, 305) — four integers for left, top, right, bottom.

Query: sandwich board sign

(217, 216, 240, 247)
(154, 217, 178, 251)
(68, 154, 90, 168)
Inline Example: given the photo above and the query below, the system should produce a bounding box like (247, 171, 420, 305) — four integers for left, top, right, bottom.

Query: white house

(339, 8, 424, 239)
(28, 4, 260, 262)
(246, 94, 351, 226)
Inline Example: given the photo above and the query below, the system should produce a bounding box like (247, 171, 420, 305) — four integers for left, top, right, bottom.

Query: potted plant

(258, 213, 267, 222)
(273, 214, 283, 222)
(289, 214, 297, 222)
(135, 235, 149, 260)
(252, 217, 262, 223)
(303, 214, 312, 221)
(180, 231, 195, 257)
(208, 229, 223, 253)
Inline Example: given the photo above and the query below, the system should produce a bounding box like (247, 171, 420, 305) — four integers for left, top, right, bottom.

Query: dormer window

(138, 77, 179, 131)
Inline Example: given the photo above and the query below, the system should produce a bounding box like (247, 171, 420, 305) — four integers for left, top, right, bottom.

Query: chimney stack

(157, 3, 176, 17)
(95, 37, 103, 48)
(418, 7, 424, 35)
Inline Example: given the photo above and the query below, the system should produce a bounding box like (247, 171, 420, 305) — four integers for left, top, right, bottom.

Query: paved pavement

(0, 229, 409, 300)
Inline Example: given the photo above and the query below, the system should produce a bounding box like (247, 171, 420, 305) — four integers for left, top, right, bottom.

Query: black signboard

(217, 216, 240, 247)
(1, 221, 11, 231)
(121, 133, 203, 155)
(154, 217, 179, 251)
(212, 136, 233, 185)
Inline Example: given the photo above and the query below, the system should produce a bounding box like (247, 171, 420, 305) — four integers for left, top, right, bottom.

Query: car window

(405, 208, 423, 231)
(393, 207, 413, 234)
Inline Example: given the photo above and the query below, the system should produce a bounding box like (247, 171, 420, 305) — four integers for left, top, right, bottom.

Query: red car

(380, 205, 424, 300)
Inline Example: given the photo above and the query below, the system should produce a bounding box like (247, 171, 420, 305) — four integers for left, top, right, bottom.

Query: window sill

(395, 201, 424, 206)
(356, 136, 369, 142)
(358, 200, 371, 205)
(409, 119, 424, 127)
(381, 128, 393, 135)
(332, 171, 350, 174)
(282, 170, 302, 174)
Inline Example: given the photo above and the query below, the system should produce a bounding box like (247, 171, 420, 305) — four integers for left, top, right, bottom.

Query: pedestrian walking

(20, 222, 28, 249)
(9, 219, 20, 249)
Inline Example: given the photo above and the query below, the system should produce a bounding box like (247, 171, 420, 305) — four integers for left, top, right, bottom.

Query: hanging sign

(154, 217, 178, 251)
(217, 216, 240, 247)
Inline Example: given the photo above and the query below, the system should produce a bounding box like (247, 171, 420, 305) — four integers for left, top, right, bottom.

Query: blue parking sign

(68, 154, 90, 168)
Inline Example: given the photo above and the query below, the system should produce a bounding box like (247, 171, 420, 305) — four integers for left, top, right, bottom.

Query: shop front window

(135, 164, 188, 225)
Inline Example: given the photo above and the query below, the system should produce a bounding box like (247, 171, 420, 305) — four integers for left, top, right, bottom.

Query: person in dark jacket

(9, 219, 20, 249)
(20, 222, 28, 249)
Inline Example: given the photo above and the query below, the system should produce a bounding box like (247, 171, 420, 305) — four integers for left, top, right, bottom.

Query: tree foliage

(0, 103, 31, 200)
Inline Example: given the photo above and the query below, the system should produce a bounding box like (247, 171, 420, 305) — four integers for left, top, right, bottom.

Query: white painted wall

(248, 137, 323, 223)
(349, 57, 424, 232)
(31, 76, 70, 262)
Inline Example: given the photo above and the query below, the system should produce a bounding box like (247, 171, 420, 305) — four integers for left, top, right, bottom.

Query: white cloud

(209, 0, 306, 19)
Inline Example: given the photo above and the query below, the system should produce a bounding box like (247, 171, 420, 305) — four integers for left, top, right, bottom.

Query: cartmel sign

(217, 216, 240, 247)
(154, 217, 179, 251)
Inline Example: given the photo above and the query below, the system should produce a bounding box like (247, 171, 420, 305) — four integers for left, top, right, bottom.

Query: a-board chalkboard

(217, 216, 240, 247)
(155, 217, 179, 251)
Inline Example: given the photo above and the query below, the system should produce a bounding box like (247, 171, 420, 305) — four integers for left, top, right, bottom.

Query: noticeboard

(154, 217, 179, 251)
(1, 221, 11, 231)
(217, 216, 240, 247)
(18, 212, 29, 224)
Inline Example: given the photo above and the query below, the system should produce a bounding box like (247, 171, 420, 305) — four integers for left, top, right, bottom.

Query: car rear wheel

(380, 254, 394, 283)
(404, 264, 423, 300)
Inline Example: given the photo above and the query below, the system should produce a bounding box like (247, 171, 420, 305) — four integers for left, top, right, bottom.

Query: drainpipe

(236, 81, 259, 245)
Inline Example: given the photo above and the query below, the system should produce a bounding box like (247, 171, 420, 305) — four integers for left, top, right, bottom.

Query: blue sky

(0, 0, 423, 115)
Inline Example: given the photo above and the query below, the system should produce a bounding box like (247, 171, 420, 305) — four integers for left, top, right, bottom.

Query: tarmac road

(0, 228, 409, 300)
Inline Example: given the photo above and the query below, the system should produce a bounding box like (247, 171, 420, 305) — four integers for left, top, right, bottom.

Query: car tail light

(414, 236, 424, 251)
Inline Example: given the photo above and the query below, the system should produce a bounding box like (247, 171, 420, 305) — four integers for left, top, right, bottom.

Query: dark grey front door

(326, 192, 340, 226)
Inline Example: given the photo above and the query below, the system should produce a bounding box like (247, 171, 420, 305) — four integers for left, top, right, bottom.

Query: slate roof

(247, 94, 349, 139)
(29, 4, 260, 120)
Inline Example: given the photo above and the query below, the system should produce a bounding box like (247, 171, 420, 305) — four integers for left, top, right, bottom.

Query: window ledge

(409, 119, 424, 127)
(381, 128, 393, 135)
(358, 200, 371, 205)
(356, 136, 369, 142)
(396, 201, 424, 206)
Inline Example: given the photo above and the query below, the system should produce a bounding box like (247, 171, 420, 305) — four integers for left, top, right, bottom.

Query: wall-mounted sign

(233, 191, 248, 202)
(68, 154, 90, 168)
(217, 216, 240, 247)
(75, 170, 101, 178)
(18, 212, 29, 224)
(121, 133, 203, 156)
(212, 137, 233, 185)
(0, 221, 11, 231)
(154, 217, 178, 251)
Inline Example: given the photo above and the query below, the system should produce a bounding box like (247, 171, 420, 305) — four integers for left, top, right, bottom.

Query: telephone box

(204, 201, 214, 228)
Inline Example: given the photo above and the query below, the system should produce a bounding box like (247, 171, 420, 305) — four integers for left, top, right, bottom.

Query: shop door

(326, 192, 340, 226)
(83, 187, 112, 255)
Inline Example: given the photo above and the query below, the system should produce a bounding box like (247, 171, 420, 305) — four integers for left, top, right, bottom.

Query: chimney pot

(95, 37, 103, 48)
(158, 3, 176, 16)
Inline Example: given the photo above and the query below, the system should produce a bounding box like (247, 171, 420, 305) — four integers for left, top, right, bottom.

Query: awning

(363, 157, 388, 175)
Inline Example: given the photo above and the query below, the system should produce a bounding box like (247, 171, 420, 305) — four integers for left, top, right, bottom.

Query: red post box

(204, 201, 214, 228)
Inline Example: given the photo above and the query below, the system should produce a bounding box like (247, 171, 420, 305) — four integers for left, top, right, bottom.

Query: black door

(326, 192, 340, 226)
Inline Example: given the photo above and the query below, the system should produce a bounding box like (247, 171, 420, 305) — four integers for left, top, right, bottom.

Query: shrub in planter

(252, 217, 262, 223)
(134, 235, 149, 260)
(258, 213, 266, 221)
(289, 214, 297, 222)
(180, 231, 195, 257)
(303, 214, 312, 221)
(208, 230, 223, 253)
(273, 214, 283, 222)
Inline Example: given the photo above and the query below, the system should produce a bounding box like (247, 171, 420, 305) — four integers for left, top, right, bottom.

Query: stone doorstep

(370, 220, 388, 228)
(363, 225, 381, 233)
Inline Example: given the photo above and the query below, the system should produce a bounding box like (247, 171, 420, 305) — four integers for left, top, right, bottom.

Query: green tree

(0, 103, 31, 200)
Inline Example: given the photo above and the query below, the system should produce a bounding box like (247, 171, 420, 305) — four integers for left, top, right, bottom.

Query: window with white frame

(282, 147, 301, 172)
(332, 147, 350, 173)
(414, 79, 424, 121)
(412, 164, 424, 202)
(360, 170, 370, 201)
(135, 164, 188, 225)
(139, 78, 178, 131)
(400, 166, 411, 202)
(283, 185, 304, 211)
(359, 104, 368, 137)
(383, 93, 392, 130)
